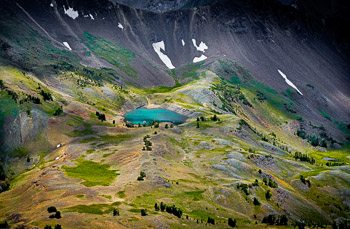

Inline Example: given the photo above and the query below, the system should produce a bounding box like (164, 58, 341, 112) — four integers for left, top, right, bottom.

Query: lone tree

(228, 218, 236, 227)
(154, 203, 160, 211)
(113, 208, 119, 216)
(160, 202, 166, 212)
(253, 197, 260, 206)
(141, 209, 147, 216)
(265, 190, 272, 200)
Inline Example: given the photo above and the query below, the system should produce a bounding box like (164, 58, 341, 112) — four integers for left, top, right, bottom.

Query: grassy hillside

(0, 60, 349, 229)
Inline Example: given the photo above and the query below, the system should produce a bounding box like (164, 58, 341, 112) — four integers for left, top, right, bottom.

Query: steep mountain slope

(0, 0, 350, 228)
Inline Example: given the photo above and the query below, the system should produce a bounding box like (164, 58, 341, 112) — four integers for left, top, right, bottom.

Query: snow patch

(192, 39, 208, 52)
(193, 54, 207, 63)
(63, 42, 72, 51)
(278, 70, 303, 95)
(63, 6, 79, 19)
(152, 41, 175, 69)
(55, 157, 59, 160)
(89, 14, 94, 20)
(181, 39, 185, 46)
(56, 144, 61, 148)
(118, 23, 124, 30)
(50, 3, 53, 7)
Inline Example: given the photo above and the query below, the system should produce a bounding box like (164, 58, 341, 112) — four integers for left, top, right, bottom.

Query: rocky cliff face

(1, 108, 49, 155)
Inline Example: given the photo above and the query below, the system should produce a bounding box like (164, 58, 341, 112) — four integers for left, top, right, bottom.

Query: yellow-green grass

(308, 144, 350, 164)
(65, 202, 121, 215)
(62, 159, 119, 187)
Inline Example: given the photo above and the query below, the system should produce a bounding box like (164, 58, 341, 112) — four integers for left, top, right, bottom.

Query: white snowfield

(63, 6, 79, 19)
(63, 42, 72, 51)
(193, 54, 207, 63)
(89, 14, 94, 20)
(50, 3, 53, 7)
(152, 41, 175, 69)
(182, 39, 185, 46)
(118, 23, 124, 30)
(192, 39, 208, 52)
(278, 69, 303, 95)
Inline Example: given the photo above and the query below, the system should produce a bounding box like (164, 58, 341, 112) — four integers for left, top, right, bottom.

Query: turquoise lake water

(124, 108, 186, 125)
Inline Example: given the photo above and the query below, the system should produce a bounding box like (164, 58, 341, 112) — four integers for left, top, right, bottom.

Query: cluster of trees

(142, 135, 152, 151)
(164, 123, 174, 129)
(39, 90, 53, 101)
(155, 202, 183, 218)
(4, 88, 19, 102)
(256, 91, 266, 102)
(165, 205, 183, 218)
(326, 162, 346, 166)
(125, 121, 134, 128)
(44, 225, 62, 229)
(54, 107, 63, 116)
(0, 80, 44, 105)
(237, 183, 250, 195)
(262, 214, 288, 225)
(294, 152, 316, 164)
(48, 206, 61, 219)
(95, 111, 106, 122)
(196, 114, 221, 128)
(20, 94, 41, 104)
(153, 121, 160, 128)
(263, 178, 278, 188)
(210, 114, 220, 121)
(197, 116, 206, 122)
(137, 171, 146, 181)
(155, 202, 238, 227)
(207, 217, 215, 225)
(297, 129, 327, 148)
(51, 61, 105, 85)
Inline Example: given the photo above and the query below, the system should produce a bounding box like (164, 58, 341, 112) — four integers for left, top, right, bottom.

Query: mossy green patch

(80, 133, 136, 145)
(319, 110, 331, 121)
(86, 149, 95, 154)
(182, 190, 205, 201)
(83, 32, 137, 78)
(62, 159, 119, 187)
(100, 195, 112, 200)
(143, 81, 182, 94)
(66, 202, 121, 215)
(117, 190, 126, 198)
